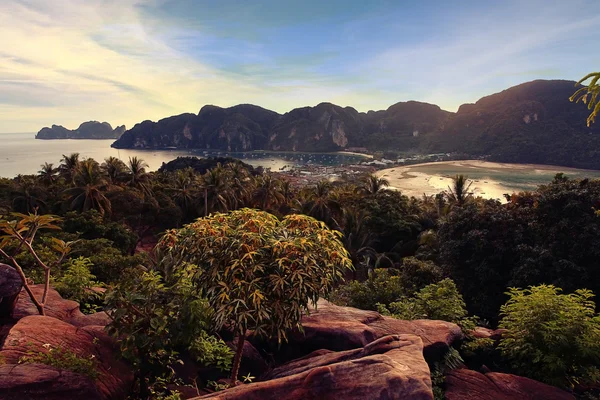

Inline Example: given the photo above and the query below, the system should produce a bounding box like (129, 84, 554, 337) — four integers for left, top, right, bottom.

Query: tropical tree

(446, 174, 473, 206)
(11, 176, 48, 214)
(168, 169, 199, 220)
(201, 165, 232, 216)
(59, 153, 80, 184)
(158, 209, 353, 384)
(64, 159, 112, 216)
(126, 157, 151, 195)
(251, 174, 285, 211)
(38, 162, 58, 186)
(361, 174, 390, 195)
(300, 180, 341, 228)
(101, 156, 127, 185)
(499, 285, 600, 388)
(340, 207, 376, 278)
(571, 71, 600, 126)
(0, 212, 72, 316)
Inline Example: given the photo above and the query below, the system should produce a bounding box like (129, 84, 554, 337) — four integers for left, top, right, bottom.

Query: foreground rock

(445, 369, 575, 400)
(0, 316, 133, 400)
(252, 299, 462, 363)
(197, 335, 433, 400)
(0, 364, 102, 400)
(13, 284, 110, 327)
(0, 264, 22, 318)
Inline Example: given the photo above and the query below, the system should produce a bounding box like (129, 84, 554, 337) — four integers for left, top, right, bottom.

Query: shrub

(379, 278, 476, 332)
(158, 209, 353, 383)
(398, 257, 443, 295)
(55, 257, 103, 314)
(106, 267, 233, 398)
(498, 285, 600, 388)
(331, 268, 405, 310)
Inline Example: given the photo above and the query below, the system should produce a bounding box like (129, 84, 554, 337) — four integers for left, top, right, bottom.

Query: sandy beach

(376, 160, 600, 201)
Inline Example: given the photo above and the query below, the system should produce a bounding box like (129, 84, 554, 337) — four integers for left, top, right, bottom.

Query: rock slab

(445, 369, 575, 400)
(196, 334, 433, 400)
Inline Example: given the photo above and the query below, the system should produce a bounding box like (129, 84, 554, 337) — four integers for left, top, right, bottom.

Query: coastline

(375, 160, 600, 201)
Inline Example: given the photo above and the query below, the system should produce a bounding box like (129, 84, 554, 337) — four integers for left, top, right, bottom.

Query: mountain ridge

(112, 80, 600, 169)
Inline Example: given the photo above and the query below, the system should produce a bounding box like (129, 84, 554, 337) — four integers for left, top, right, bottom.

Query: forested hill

(424, 80, 600, 169)
(112, 80, 600, 169)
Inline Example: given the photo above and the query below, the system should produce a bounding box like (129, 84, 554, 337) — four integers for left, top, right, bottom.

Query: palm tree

(101, 156, 127, 185)
(125, 157, 151, 195)
(38, 163, 58, 186)
(300, 180, 341, 228)
(201, 165, 232, 216)
(64, 159, 111, 215)
(252, 174, 285, 211)
(361, 174, 390, 195)
(169, 169, 199, 220)
(12, 176, 48, 213)
(340, 207, 377, 279)
(59, 153, 80, 184)
(226, 162, 251, 204)
(446, 174, 473, 206)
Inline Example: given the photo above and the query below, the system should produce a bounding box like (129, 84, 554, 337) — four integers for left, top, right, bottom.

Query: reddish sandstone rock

(445, 369, 574, 400)
(196, 335, 433, 400)
(253, 299, 462, 363)
(0, 316, 132, 400)
(13, 284, 110, 327)
(471, 327, 506, 341)
(227, 338, 269, 378)
(0, 263, 22, 318)
(0, 364, 102, 400)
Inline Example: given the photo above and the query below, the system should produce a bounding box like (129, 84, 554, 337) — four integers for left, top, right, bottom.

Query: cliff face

(111, 80, 600, 169)
(423, 80, 600, 169)
(36, 121, 126, 140)
(112, 101, 450, 152)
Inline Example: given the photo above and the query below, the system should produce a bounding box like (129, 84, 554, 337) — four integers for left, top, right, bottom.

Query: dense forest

(0, 151, 599, 399)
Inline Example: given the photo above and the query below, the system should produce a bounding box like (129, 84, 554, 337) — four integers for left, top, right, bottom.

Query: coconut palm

(361, 174, 390, 195)
(101, 156, 127, 185)
(340, 207, 377, 278)
(125, 157, 151, 195)
(446, 174, 473, 206)
(169, 168, 199, 219)
(38, 163, 58, 186)
(300, 180, 341, 228)
(201, 165, 232, 216)
(64, 159, 111, 215)
(12, 176, 48, 213)
(252, 174, 285, 211)
(59, 153, 80, 184)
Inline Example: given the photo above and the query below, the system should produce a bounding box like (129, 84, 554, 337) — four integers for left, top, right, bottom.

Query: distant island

(112, 80, 600, 170)
(36, 121, 126, 140)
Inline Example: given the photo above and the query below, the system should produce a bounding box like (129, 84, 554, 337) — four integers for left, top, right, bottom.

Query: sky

(1, 0, 600, 133)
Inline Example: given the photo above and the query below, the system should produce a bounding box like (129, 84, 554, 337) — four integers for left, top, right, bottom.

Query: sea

(0, 132, 367, 178)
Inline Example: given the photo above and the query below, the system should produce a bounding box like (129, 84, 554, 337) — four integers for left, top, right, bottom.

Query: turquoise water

(0, 132, 366, 178)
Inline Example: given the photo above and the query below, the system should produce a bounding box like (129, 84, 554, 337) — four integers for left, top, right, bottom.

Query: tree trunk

(230, 331, 246, 385)
(204, 188, 208, 217)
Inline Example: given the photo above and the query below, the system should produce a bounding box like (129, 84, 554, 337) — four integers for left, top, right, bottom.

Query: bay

(0, 132, 367, 178)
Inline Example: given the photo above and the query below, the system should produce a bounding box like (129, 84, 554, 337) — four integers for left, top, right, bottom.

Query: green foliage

(498, 285, 600, 389)
(62, 210, 138, 254)
(399, 257, 443, 295)
(331, 268, 405, 310)
(106, 267, 232, 398)
(379, 278, 476, 332)
(19, 343, 99, 380)
(571, 72, 600, 126)
(158, 208, 353, 381)
(55, 257, 102, 314)
(188, 331, 233, 372)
